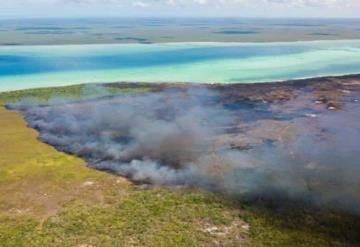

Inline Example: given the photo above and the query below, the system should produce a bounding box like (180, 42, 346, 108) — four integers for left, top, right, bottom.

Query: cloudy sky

(1, 0, 359, 18)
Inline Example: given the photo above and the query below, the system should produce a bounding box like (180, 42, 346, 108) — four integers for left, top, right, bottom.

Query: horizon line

(1, 16, 360, 20)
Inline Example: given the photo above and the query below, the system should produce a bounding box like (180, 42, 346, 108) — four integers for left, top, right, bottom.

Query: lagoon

(1, 40, 360, 91)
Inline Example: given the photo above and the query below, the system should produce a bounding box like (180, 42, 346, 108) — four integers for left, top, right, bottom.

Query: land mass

(1, 74, 360, 246)
(105, 73, 360, 108)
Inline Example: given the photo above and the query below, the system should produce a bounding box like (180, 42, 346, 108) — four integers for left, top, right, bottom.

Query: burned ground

(7, 74, 360, 215)
(2, 75, 360, 246)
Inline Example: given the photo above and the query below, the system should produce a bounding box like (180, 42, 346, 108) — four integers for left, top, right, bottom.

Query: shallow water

(1, 40, 360, 91)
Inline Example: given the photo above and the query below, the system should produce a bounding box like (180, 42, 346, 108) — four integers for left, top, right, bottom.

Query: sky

(1, 0, 360, 18)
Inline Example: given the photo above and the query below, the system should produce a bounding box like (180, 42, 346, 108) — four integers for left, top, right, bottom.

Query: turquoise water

(1, 40, 360, 91)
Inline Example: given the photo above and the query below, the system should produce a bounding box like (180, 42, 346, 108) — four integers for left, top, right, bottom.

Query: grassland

(1, 84, 360, 246)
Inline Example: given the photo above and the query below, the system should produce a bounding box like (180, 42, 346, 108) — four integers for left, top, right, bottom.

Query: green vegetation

(0, 83, 151, 105)
(0, 84, 85, 104)
(0, 84, 359, 246)
(0, 190, 247, 247)
(242, 202, 360, 247)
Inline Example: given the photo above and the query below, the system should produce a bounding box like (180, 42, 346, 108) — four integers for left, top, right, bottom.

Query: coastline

(2, 73, 360, 114)
(2, 73, 360, 94)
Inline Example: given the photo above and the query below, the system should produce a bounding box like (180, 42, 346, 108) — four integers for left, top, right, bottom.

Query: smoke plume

(7, 86, 360, 214)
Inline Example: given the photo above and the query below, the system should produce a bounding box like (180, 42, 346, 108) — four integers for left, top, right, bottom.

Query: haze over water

(1, 40, 360, 91)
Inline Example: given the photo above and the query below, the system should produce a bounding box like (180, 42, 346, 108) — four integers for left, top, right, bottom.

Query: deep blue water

(0, 45, 309, 77)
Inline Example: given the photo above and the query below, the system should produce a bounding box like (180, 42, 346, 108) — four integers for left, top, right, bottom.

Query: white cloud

(132, 1, 149, 7)
(166, 0, 176, 5)
(193, 0, 208, 4)
(264, 0, 344, 7)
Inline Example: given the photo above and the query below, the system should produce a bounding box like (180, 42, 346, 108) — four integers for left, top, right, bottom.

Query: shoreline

(2, 73, 360, 113)
(2, 73, 360, 94)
